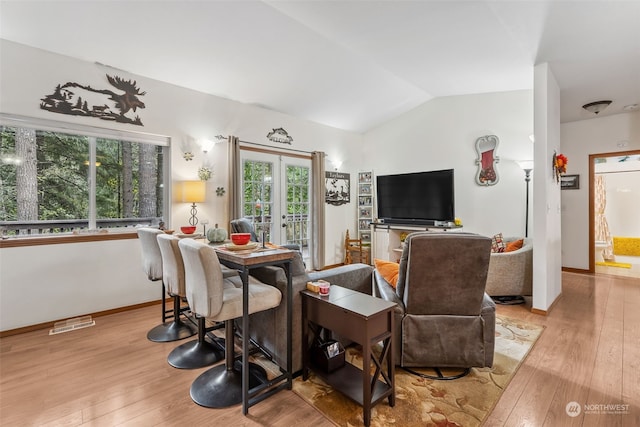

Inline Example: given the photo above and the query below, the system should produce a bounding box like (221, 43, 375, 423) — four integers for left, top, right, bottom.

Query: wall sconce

(181, 181, 206, 226)
(200, 135, 227, 154)
(582, 100, 612, 115)
(331, 159, 343, 170)
(200, 139, 215, 153)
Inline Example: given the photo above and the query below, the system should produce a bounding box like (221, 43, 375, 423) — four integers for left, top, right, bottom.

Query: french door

(239, 150, 311, 262)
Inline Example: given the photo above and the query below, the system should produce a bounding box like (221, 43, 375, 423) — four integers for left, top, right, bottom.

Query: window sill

(0, 231, 139, 248)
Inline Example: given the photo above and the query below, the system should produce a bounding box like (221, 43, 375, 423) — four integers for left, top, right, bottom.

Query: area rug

(292, 315, 544, 427)
(596, 261, 632, 269)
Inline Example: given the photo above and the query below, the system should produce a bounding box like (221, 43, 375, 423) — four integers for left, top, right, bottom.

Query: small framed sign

(325, 172, 350, 205)
(560, 174, 579, 190)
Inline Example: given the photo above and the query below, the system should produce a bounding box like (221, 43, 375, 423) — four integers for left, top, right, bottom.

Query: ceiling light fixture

(582, 100, 612, 115)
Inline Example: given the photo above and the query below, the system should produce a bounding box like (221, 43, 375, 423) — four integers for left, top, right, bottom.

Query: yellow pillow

(374, 258, 399, 288)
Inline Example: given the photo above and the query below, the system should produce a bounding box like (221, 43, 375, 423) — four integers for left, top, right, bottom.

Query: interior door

(239, 150, 311, 262)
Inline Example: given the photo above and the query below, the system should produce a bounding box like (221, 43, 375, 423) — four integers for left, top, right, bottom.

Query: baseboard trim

(530, 292, 563, 316)
(0, 299, 168, 338)
(562, 267, 591, 274)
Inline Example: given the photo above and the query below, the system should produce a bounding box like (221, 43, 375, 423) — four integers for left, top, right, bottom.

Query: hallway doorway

(590, 150, 640, 279)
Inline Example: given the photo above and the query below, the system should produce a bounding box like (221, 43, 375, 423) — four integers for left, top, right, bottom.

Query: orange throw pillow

(505, 239, 524, 252)
(374, 258, 399, 288)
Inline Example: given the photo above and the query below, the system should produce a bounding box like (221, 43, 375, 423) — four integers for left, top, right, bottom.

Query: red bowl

(180, 226, 197, 235)
(231, 233, 251, 245)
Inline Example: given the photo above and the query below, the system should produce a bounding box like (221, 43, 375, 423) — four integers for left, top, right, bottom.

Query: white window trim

(0, 113, 170, 146)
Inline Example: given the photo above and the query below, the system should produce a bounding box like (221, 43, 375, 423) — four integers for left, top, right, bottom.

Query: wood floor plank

(622, 279, 640, 427)
(1, 273, 639, 426)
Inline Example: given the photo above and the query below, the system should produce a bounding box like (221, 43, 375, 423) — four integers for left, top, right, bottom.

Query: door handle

(282, 223, 287, 228)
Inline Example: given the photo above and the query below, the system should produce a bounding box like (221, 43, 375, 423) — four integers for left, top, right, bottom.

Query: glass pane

(96, 138, 164, 223)
(0, 125, 165, 236)
(1, 126, 89, 235)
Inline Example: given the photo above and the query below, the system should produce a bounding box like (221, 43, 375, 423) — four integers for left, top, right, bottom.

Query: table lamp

(182, 181, 206, 226)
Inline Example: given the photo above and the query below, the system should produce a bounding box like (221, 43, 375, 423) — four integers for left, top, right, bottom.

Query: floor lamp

(181, 181, 206, 226)
(516, 161, 534, 238)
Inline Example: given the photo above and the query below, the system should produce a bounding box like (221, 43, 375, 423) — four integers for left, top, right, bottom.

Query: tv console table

(370, 223, 463, 262)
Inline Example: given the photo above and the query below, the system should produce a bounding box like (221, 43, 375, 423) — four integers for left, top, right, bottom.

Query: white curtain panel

(594, 175, 614, 261)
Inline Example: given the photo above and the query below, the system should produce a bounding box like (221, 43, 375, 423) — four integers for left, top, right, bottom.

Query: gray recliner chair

(374, 232, 495, 378)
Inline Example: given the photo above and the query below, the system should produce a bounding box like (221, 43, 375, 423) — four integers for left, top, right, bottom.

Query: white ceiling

(1, 0, 639, 133)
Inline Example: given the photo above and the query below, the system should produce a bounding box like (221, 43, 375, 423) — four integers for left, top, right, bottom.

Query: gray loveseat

(485, 237, 533, 298)
(248, 253, 373, 373)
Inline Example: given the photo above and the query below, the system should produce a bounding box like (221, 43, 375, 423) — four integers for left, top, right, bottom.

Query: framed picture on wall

(325, 171, 350, 205)
(560, 174, 579, 190)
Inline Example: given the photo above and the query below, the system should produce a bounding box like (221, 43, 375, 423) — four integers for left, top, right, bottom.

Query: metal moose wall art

(40, 74, 147, 126)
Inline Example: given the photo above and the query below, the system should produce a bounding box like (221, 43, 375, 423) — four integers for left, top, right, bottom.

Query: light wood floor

(1, 272, 639, 426)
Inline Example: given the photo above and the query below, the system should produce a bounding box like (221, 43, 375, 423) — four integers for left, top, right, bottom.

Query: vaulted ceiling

(1, 0, 639, 133)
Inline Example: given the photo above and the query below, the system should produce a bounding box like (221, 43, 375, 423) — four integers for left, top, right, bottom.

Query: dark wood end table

(301, 285, 395, 427)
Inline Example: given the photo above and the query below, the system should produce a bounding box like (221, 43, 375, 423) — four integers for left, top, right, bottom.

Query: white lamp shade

(516, 160, 534, 171)
(181, 181, 206, 203)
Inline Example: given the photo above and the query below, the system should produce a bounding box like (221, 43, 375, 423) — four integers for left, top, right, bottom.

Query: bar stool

(178, 239, 282, 408)
(138, 227, 188, 342)
(158, 234, 224, 369)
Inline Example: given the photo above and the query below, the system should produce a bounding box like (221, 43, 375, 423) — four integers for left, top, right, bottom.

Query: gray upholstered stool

(178, 239, 282, 408)
(157, 234, 224, 369)
(138, 227, 190, 342)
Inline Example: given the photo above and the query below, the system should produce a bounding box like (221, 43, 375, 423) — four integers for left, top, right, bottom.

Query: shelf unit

(357, 171, 374, 250)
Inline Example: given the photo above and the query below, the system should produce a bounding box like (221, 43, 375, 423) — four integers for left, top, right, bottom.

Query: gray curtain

(228, 136, 241, 227)
(311, 151, 326, 270)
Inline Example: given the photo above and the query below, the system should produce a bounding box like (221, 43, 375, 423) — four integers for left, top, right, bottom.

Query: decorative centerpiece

(206, 224, 227, 243)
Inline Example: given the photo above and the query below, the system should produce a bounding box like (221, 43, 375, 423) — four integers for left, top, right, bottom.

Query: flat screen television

(376, 169, 454, 225)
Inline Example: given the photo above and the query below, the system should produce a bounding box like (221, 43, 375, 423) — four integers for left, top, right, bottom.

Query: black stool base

(403, 366, 471, 380)
(190, 360, 268, 408)
(168, 338, 225, 369)
(492, 295, 526, 305)
(147, 319, 197, 343)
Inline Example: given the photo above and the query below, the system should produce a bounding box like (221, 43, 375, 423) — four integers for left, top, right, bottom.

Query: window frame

(0, 113, 171, 246)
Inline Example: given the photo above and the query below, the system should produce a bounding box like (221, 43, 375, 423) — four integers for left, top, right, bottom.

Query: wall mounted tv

(376, 169, 455, 225)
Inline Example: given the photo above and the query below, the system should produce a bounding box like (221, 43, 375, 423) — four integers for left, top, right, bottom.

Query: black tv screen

(376, 169, 454, 225)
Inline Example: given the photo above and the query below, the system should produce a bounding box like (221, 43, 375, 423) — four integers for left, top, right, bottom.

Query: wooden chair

(344, 230, 369, 265)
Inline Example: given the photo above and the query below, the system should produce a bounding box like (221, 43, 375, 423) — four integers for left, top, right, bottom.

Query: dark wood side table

(213, 245, 295, 416)
(301, 286, 395, 427)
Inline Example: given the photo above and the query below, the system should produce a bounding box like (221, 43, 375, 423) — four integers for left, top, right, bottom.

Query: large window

(0, 122, 168, 236)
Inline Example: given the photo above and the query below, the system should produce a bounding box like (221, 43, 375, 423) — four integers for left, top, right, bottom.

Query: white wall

(0, 239, 156, 330)
(0, 40, 363, 330)
(363, 90, 534, 238)
(560, 112, 640, 269)
(602, 170, 640, 238)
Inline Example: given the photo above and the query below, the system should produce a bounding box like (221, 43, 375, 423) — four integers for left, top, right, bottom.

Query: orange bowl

(231, 233, 251, 245)
(180, 226, 197, 235)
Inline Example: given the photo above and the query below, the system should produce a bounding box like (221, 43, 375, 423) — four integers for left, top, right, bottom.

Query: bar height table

(213, 245, 295, 415)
